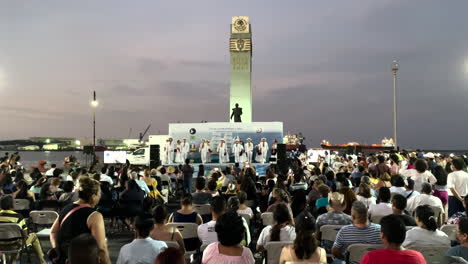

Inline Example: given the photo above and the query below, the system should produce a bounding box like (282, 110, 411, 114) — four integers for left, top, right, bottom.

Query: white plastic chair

(370, 214, 386, 224)
(167, 223, 199, 255)
(193, 204, 211, 216)
(163, 241, 180, 249)
(407, 245, 450, 264)
(346, 244, 383, 263)
(320, 225, 344, 243)
(13, 199, 30, 211)
(0, 223, 32, 263)
(265, 241, 293, 264)
(441, 224, 457, 241)
(261, 212, 274, 226)
(29, 211, 59, 238)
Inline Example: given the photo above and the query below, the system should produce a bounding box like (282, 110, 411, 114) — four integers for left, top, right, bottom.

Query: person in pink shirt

(202, 211, 254, 264)
(361, 215, 426, 264)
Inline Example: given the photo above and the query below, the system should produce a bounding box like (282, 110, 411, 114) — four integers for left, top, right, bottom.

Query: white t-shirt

(237, 207, 254, 219)
(447, 170, 468, 197)
(406, 194, 444, 215)
(368, 203, 392, 217)
(356, 195, 376, 208)
(402, 227, 450, 247)
(198, 220, 218, 245)
(100, 174, 114, 185)
(45, 168, 55, 177)
(257, 225, 296, 247)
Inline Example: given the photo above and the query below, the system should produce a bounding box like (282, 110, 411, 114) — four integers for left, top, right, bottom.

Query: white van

(126, 135, 168, 166)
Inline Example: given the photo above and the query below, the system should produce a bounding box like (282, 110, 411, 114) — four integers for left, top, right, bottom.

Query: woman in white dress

(175, 140, 183, 164)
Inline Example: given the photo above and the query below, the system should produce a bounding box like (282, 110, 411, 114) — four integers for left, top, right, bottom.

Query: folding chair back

(13, 199, 30, 211)
(346, 243, 383, 264)
(167, 223, 198, 240)
(430, 206, 442, 226)
(320, 225, 344, 243)
(0, 223, 27, 259)
(164, 241, 180, 249)
(29, 211, 58, 226)
(193, 204, 211, 216)
(370, 214, 386, 224)
(261, 212, 274, 226)
(265, 241, 293, 264)
(239, 213, 251, 226)
(441, 224, 457, 241)
(407, 245, 450, 264)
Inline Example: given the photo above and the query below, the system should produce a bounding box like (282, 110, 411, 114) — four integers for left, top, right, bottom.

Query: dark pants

(183, 177, 192, 194)
(449, 196, 464, 217)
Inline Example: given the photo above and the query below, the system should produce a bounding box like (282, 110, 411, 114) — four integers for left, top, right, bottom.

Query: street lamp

(90, 91, 98, 162)
(391, 60, 399, 150)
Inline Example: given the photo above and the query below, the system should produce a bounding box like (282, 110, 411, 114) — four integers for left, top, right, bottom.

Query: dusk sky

(1, 1, 468, 149)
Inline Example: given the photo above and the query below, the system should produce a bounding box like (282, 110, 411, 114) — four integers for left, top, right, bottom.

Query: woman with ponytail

(257, 203, 295, 252)
(403, 205, 450, 247)
(279, 211, 326, 264)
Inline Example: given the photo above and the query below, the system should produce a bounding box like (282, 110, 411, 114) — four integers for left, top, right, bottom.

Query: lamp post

(392, 60, 399, 150)
(91, 91, 98, 162)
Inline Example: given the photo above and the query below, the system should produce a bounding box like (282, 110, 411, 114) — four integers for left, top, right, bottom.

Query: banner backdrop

(168, 122, 283, 163)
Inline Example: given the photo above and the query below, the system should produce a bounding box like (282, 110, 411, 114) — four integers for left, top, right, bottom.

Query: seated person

(391, 194, 417, 226)
(0, 195, 47, 264)
(192, 177, 212, 204)
(150, 205, 185, 254)
(117, 216, 167, 264)
(67, 234, 104, 264)
(198, 196, 226, 245)
(406, 182, 444, 216)
(368, 187, 392, 218)
(332, 201, 382, 264)
(361, 215, 426, 264)
(227, 196, 251, 246)
(155, 247, 185, 264)
(202, 211, 254, 264)
(315, 184, 330, 212)
(279, 211, 327, 264)
(237, 191, 254, 219)
(403, 205, 450, 247)
(168, 193, 203, 225)
(356, 183, 376, 208)
(257, 203, 296, 252)
(447, 217, 468, 261)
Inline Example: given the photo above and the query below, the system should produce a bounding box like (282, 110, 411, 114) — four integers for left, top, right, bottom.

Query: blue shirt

(447, 245, 468, 261)
(316, 197, 329, 208)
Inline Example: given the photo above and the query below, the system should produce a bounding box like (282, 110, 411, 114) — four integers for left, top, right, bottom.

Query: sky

(1, 0, 468, 149)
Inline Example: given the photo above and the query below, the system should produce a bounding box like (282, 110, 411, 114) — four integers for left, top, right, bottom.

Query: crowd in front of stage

(1, 150, 468, 264)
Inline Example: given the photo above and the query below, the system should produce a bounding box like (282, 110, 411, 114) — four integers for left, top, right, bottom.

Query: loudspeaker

(277, 144, 287, 161)
(149, 145, 160, 169)
(83, 146, 94, 155)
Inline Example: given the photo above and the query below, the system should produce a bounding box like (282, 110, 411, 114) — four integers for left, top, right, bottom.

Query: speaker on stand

(276, 144, 288, 175)
(149, 145, 160, 169)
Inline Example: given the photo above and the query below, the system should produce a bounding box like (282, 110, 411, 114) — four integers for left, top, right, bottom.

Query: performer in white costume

(164, 137, 175, 164)
(206, 140, 213, 163)
(232, 138, 244, 163)
(181, 138, 190, 161)
(175, 140, 183, 164)
(161, 139, 168, 165)
(245, 138, 254, 163)
(259, 138, 269, 164)
(270, 139, 278, 163)
(199, 139, 208, 164)
(217, 139, 228, 164)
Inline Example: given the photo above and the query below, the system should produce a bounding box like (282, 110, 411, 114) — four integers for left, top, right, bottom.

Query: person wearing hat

(258, 138, 269, 164)
(217, 139, 228, 164)
(181, 138, 190, 162)
(244, 138, 254, 163)
(199, 139, 209, 164)
(316, 192, 353, 253)
(164, 137, 174, 164)
(206, 140, 213, 163)
(232, 138, 244, 164)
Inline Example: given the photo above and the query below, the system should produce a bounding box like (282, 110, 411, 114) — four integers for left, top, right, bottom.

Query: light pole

(392, 60, 399, 150)
(91, 91, 99, 163)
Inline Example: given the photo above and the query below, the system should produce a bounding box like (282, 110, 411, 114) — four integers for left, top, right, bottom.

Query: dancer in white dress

(175, 140, 183, 164)
(232, 138, 244, 163)
(206, 140, 213, 163)
(199, 139, 208, 164)
(164, 137, 175, 164)
(217, 139, 229, 164)
(181, 138, 190, 161)
(259, 138, 269, 164)
(245, 138, 254, 163)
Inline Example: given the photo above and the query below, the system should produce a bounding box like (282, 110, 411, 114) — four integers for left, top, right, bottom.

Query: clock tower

(230, 16, 252, 123)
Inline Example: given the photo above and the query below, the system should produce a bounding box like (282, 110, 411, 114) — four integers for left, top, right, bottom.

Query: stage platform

(161, 162, 273, 177)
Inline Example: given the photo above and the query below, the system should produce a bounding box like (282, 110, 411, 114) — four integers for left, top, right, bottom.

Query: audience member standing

(448, 158, 468, 217)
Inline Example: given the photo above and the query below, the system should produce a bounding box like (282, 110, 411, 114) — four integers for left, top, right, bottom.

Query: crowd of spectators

(1, 150, 468, 263)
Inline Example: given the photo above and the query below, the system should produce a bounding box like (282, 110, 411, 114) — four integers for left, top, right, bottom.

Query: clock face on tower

(234, 18, 247, 32)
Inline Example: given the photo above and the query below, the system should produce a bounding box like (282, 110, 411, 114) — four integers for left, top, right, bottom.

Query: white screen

(104, 151, 127, 164)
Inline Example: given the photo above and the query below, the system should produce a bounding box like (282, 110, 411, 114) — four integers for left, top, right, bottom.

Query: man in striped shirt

(332, 201, 382, 264)
(0, 195, 47, 264)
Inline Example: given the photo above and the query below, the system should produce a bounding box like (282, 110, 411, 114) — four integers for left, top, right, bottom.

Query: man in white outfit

(217, 139, 228, 164)
(232, 138, 244, 163)
(164, 137, 174, 164)
(259, 138, 269, 164)
(181, 138, 190, 161)
(245, 138, 254, 163)
(206, 140, 212, 163)
(199, 139, 208, 164)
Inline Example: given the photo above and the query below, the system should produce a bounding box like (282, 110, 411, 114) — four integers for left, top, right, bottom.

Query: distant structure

(230, 16, 252, 123)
